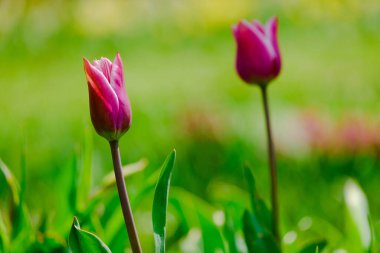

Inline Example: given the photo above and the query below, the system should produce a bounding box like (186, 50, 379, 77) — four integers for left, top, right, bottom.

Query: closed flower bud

(232, 17, 281, 86)
(83, 53, 132, 141)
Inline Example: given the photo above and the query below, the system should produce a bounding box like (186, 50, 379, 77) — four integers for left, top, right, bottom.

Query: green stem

(260, 85, 280, 245)
(109, 140, 142, 253)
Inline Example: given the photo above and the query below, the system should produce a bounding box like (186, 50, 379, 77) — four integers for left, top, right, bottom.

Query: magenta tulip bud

(83, 53, 132, 141)
(232, 17, 281, 86)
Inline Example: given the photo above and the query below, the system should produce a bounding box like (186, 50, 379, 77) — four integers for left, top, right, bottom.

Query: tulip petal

(252, 20, 265, 35)
(266, 17, 280, 57)
(94, 58, 113, 82)
(233, 21, 276, 84)
(266, 17, 281, 77)
(110, 53, 132, 134)
(83, 58, 119, 136)
(110, 53, 125, 91)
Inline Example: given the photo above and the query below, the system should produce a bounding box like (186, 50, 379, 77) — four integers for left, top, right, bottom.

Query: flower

(83, 53, 132, 141)
(232, 17, 281, 85)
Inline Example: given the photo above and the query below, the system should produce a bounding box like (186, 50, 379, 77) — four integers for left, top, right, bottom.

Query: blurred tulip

(232, 17, 281, 85)
(83, 53, 132, 141)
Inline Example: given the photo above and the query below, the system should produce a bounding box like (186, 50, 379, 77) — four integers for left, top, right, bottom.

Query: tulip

(83, 54, 142, 252)
(83, 53, 132, 141)
(232, 17, 281, 86)
(232, 17, 282, 246)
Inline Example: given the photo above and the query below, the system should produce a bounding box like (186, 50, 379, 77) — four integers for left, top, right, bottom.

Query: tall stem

(260, 85, 280, 244)
(109, 140, 142, 253)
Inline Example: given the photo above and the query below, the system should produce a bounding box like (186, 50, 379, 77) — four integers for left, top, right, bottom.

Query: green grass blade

(198, 212, 226, 253)
(223, 210, 238, 253)
(242, 209, 280, 253)
(299, 240, 327, 253)
(242, 209, 258, 252)
(244, 166, 271, 232)
(77, 127, 93, 211)
(0, 159, 19, 206)
(69, 217, 111, 253)
(96, 159, 148, 196)
(344, 179, 371, 251)
(244, 165, 257, 213)
(152, 149, 176, 253)
(0, 159, 31, 247)
(0, 214, 8, 253)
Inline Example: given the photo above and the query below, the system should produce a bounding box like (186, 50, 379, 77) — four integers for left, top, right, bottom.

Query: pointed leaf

(0, 215, 8, 253)
(0, 159, 19, 205)
(69, 217, 111, 253)
(242, 209, 258, 251)
(344, 179, 371, 251)
(0, 159, 31, 248)
(242, 209, 279, 253)
(198, 212, 226, 253)
(98, 159, 147, 194)
(77, 127, 93, 210)
(244, 166, 271, 231)
(244, 165, 257, 213)
(299, 239, 327, 253)
(152, 150, 176, 253)
(223, 210, 238, 253)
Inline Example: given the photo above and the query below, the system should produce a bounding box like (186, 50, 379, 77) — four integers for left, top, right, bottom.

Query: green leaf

(198, 212, 226, 253)
(11, 153, 30, 241)
(242, 209, 280, 253)
(367, 215, 375, 253)
(0, 214, 8, 253)
(167, 198, 190, 247)
(152, 150, 176, 253)
(68, 154, 78, 214)
(77, 127, 93, 211)
(92, 159, 148, 199)
(0, 159, 31, 250)
(223, 210, 238, 253)
(69, 217, 111, 253)
(344, 179, 371, 252)
(249, 235, 280, 253)
(242, 210, 258, 251)
(244, 166, 271, 232)
(299, 240, 327, 253)
(244, 165, 257, 213)
(0, 159, 19, 206)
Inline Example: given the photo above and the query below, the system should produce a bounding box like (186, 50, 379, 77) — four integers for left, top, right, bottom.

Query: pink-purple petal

(94, 57, 113, 82)
(233, 21, 276, 84)
(252, 20, 265, 34)
(83, 58, 119, 127)
(266, 17, 281, 76)
(87, 82, 118, 139)
(110, 53, 132, 133)
(266, 17, 280, 56)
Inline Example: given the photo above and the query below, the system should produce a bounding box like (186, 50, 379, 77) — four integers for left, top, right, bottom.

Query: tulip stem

(260, 85, 280, 245)
(109, 140, 142, 253)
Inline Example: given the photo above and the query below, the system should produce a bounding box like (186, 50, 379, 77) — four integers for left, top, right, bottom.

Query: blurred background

(0, 0, 380, 252)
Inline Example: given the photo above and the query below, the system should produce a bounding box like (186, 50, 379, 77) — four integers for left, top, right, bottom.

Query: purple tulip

(232, 17, 281, 85)
(83, 53, 132, 141)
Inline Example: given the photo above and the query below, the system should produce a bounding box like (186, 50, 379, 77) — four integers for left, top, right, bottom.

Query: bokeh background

(1, 0, 380, 252)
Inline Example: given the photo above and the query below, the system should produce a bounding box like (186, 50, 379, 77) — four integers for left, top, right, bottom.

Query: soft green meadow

(0, 0, 380, 252)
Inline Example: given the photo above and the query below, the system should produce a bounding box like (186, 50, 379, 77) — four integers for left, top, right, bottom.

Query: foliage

(69, 217, 111, 253)
(152, 150, 176, 253)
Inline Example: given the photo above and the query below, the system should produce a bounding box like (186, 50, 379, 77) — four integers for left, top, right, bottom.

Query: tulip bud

(232, 17, 281, 86)
(83, 53, 132, 141)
